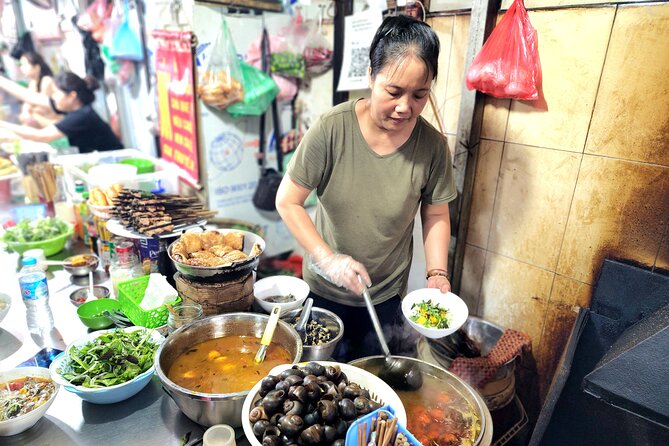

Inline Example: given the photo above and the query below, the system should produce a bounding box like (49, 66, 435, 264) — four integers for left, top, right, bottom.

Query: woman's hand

(309, 247, 372, 295)
(427, 274, 451, 293)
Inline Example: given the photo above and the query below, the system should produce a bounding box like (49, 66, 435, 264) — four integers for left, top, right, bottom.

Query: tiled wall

(426, 2, 669, 399)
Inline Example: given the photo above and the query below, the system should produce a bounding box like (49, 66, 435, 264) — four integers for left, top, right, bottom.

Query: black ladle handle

(358, 275, 391, 357)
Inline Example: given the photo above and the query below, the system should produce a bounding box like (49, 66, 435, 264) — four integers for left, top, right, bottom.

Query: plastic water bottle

(18, 257, 54, 335)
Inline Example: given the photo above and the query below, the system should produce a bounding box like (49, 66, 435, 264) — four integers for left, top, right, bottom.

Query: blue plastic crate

(345, 405, 421, 446)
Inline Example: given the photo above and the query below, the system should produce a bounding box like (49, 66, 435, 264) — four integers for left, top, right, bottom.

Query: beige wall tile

(557, 156, 669, 284)
(550, 275, 593, 308)
(505, 8, 615, 151)
(488, 144, 581, 270)
(479, 252, 553, 345)
(656, 226, 669, 271)
(481, 96, 510, 141)
(425, 16, 455, 131)
(443, 15, 471, 135)
(535, 303, 580, 400)
(460, 243, 486, 314)
(467, 139, 504, 248)
(586, 3, 669, 166)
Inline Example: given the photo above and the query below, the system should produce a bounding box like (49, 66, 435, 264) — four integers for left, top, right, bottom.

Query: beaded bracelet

(426, 268, 449, 280)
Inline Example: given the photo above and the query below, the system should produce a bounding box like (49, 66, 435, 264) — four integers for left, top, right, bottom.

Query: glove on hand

(308, 247, 371, 295)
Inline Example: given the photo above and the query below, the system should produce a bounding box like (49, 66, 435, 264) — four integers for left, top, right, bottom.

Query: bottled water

(18, 257, 54, 335)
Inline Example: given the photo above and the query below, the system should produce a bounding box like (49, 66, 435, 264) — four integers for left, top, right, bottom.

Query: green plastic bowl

(3, 225, 74, 257)
(77, 298, 121, 330)
(119, 158, 155, 174)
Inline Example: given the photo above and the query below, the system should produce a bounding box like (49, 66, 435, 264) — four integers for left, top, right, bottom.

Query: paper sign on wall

(153, 30, 199, 183)
(336, 8, 383, 92)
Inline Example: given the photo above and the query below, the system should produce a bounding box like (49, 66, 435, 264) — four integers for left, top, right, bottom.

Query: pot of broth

(155, 313, 302, 427)
(350, 356, 491, 446)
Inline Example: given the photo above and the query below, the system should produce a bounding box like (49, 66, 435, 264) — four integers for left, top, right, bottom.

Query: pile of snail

(249, 361, 382, 446)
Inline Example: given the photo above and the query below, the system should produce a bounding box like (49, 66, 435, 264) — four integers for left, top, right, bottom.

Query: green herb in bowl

(58, 329, 159, 388)
(410, 299, 450, 329)
(2, 218, 68, 243)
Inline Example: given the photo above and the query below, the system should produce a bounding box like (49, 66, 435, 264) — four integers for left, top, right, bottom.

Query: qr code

(348, 47, 369, 77)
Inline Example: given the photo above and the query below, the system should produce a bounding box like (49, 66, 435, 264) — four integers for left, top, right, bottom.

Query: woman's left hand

(427, 275, 451, 293)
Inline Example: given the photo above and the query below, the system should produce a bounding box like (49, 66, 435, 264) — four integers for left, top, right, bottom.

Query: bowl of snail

(154, 312, 303, 427)
(241, 361, 407, 446)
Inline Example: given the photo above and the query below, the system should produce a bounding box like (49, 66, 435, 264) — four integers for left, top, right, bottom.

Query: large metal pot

(350, 356, 492, 446)
(154, 313, 302, 427)
(167, 229, 265, 282)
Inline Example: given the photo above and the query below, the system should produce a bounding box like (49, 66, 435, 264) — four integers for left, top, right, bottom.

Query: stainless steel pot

(350, 355, 491, 446)
(154, 313, 302, 427)
(281, 307, 344, 361)
(168, 229, 265, 282)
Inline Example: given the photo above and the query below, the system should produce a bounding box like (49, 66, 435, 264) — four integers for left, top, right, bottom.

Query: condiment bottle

(110, 241, 143, 298)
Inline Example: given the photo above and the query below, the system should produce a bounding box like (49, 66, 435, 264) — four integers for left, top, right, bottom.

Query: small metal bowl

(69, 286, 111, 307)
(63, 254, 99, 276)
(281, 307, 344, 361)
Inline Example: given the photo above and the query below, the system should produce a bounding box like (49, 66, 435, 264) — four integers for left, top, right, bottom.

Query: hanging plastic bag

(247, 34, 298, 102)
(303, 11, 333, 75)
(465, 0, 541, 100)
(76, 0, 113, 43)
(226, 61, 279, 118)
(269, 14, 308, 79)
(110, 1, 144, 61)
(197, 19, 244, 110)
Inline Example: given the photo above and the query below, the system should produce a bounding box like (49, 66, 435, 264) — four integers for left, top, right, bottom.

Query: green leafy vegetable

(57, 329, 159, 388)
(2, 218, 69, 243)
(410, 299, 450, 329)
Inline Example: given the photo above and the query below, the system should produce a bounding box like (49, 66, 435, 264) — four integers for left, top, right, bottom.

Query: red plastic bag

(465, 0, 541, 100)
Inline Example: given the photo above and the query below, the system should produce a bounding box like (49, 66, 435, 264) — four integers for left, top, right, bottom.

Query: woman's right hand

(309, 248, 372, 295)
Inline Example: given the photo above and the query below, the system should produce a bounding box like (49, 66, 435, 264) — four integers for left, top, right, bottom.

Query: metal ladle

(358, 275, 423, 391)
(294, 297, 314, 341)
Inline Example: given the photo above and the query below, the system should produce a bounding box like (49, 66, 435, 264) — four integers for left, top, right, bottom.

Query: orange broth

(167, 335, 292, 394)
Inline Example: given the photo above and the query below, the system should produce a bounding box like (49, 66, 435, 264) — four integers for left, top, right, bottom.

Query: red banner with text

(153, 30, 199, 183)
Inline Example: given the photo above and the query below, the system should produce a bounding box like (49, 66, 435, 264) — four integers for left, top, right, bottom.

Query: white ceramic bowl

(402, 289, 469, 339)
(241, 361, 407, 446)
(0, 293, 10, 323)
(49, 326, 164, 404)
(253, 276, 309, 313)
(0, 367, 59, 436)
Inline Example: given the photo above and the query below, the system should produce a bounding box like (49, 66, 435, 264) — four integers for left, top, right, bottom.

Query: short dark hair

(21, 52, 53, 92)
(54, 72, 100, 105)
(369, 15, 440, 81)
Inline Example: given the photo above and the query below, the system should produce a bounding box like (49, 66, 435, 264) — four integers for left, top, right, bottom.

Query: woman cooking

(276, 15, 456, 361)
(0, 71, 123, 153)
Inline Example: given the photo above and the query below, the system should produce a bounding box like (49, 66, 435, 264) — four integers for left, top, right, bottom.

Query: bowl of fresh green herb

(401, 289, 469, 339)
(1, 218, 73, 256)
(49, 326, 164, 404)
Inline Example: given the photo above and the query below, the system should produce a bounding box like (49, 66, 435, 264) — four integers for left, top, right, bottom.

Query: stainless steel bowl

(168, 229, 265, 282)
(154, 313, 302, 427)
(281, 307, 344, 361)
(63, 254, 99, 276)
(350, 356, 490, 446)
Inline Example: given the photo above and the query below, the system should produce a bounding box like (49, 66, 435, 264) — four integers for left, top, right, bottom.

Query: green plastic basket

(117, 275, 181, 328)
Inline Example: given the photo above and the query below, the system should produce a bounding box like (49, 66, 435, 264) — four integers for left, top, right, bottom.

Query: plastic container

(18, 257, 54, 335)
(345, 406, 421, 446)
(71, 181, 86, 241)
(120, 158, 155, 174)
(117, 275, 181, 328)
(56, 149, 182, 195)
(203, 424, 236, 446)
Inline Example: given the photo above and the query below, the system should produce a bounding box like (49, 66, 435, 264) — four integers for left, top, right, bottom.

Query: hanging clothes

(71, 16, 106, 81)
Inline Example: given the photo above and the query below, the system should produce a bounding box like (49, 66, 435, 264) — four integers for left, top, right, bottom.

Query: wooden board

(195, 0, 283, 12)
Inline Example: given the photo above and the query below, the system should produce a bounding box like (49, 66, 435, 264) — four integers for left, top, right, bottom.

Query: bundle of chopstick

(111, 189, 217, 236)
(358, 410, 409, 446)
(27, 162, 57, 202)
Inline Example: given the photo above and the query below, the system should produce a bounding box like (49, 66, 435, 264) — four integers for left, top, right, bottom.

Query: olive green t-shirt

(287, 100, 457, 306)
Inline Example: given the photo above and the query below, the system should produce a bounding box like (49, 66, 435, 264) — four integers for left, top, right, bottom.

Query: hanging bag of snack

(465, 0, 541, 100)
(303, 8, 333, 75)
(226, 61, 279, 118)
(197, 18, 244, 110)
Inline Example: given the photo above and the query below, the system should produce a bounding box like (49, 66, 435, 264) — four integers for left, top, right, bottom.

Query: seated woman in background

(0, 72, 123, 153)
(18, 52, 60, 128)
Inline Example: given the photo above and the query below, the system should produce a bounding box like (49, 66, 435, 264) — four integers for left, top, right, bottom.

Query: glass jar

(110, 242, 143, 298)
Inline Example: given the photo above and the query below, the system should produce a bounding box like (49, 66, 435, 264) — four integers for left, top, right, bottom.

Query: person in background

(0, 71, 123, 153)
(275, 15, 457, 362)
(17, 52, 60, 127)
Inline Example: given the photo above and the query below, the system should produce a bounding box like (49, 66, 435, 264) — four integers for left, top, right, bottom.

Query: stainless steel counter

(0, 244, 248, 445)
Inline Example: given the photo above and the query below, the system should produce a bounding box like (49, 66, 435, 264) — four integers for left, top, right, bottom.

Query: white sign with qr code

(337, 8, 384, 92)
